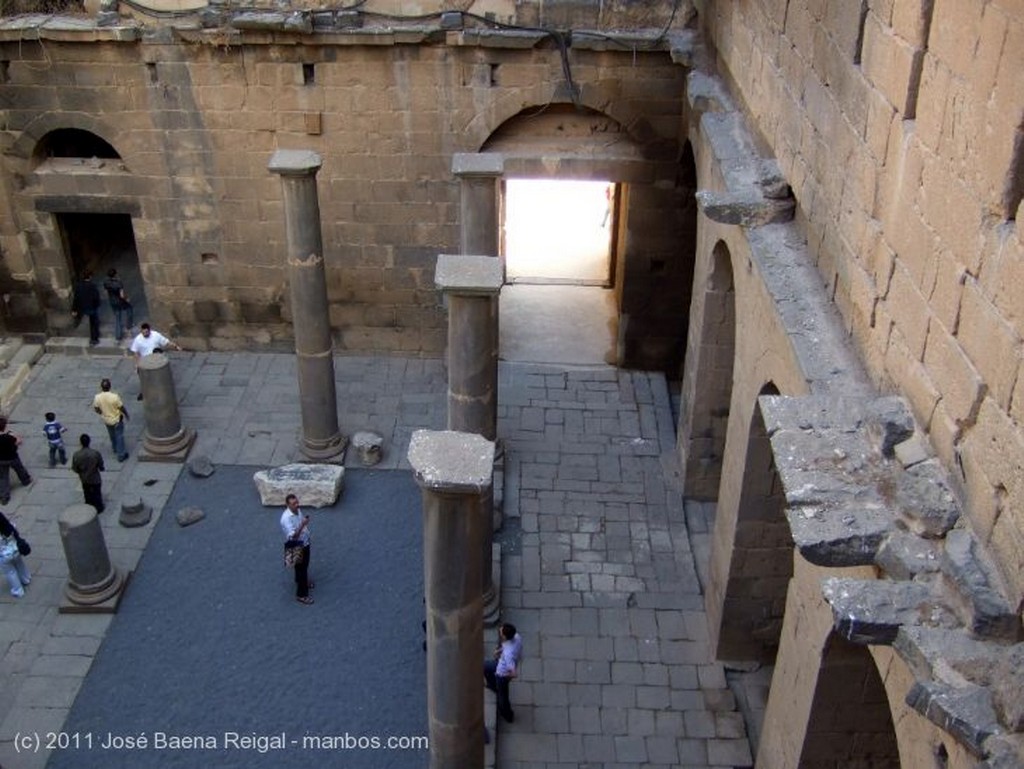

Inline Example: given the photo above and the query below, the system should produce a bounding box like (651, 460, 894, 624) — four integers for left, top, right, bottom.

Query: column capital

(268, 149, 323, 176)
(451, 152, 504, 178)
(408, 430, 495, 494)
(435, 254, 504, 296)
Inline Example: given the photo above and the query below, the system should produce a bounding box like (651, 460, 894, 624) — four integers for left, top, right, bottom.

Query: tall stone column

(452, 153, 502, 256)
(268, 149, 345, 461)
(408, 430, 494, 769)
(435, 254, 503, 625)
(435, 254, 503, 439)
(58, 503, 126, 611)
(139, 352, 196, 460)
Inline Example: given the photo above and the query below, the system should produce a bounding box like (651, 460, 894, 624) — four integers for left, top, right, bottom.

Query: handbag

(15, 533, 30, 556)
(283, 539, 304, 567)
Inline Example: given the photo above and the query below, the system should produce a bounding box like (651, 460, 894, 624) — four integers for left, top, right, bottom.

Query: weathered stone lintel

(905, 680, 999, 758)
(230, 12, 313, 34)
(942, 529, 1023, 642)
(788, 503, 891, 567)
(822, 577, 953, 645)
(695, 189, 794, 226)
(686, 70, 731, 113)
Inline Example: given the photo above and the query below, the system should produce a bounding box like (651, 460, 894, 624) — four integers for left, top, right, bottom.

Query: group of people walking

(0, 308, 182, 598)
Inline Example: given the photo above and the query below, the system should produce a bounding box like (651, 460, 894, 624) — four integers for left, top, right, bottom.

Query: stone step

(0, 341, 43, 414)
(44, 336, 129, 357)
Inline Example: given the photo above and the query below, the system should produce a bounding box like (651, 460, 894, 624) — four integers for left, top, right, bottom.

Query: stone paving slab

(0, 351, 752, 769)
(494, 362, 749, 768)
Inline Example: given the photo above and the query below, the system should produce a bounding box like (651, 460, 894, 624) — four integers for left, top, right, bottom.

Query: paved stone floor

(0, 349, 752, 769)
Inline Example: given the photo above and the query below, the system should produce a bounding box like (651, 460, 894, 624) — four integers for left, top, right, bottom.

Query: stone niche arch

(480, 105, 695, 372)
(7, 122, 145, 332)
(708, 382, 791, 663)
(797, 633, 901, 768)
(678, 237, 735, 500)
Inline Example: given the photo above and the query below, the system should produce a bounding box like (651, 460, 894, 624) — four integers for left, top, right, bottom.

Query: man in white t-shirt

(280, 494, 313, 605)
(129, 323, 181, 400)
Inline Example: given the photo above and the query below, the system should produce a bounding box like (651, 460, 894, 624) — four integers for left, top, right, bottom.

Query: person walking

(0, 417, 32, 505)
(280, 493, 313, 605)
(42, 411, 68, 467)
(103, 268, 134, 341)
(71, 434, 105, 513)
(129, 323, 182, 400)
(92, 379, 130, 462)
(0, 512, 31, 598)
(484, 622, 523, 723)
(71, 270, 102, 346)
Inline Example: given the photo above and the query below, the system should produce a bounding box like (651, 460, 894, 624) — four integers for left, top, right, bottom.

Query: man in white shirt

(484, 622, 523, 722)
(280, 493, 313, 605)
(129, 323, 181, 400)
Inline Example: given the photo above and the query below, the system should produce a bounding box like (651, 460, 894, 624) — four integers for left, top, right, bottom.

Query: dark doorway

(58, 213, 146, 340)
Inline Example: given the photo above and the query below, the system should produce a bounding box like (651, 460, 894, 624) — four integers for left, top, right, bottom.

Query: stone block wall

(0, 16, 688, 355)
(696, 0, 1024, 605)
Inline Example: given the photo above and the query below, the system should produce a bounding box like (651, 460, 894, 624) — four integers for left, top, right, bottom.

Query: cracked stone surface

(941, 530, 1022, 641)
(906, 680, 999, 758)
(822, 578, 955, 644)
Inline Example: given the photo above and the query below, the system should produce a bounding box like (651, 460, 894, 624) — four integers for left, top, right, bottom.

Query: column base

(61, 568, 128, 613)
(140, 427, 197, 463)
(300, 432, 348, 462)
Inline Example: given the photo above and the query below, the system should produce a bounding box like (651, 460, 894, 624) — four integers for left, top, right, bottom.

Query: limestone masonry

(0, 0, 1021, 767)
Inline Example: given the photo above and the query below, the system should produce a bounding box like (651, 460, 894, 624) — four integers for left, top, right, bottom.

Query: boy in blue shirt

(42, 412, 67, 467)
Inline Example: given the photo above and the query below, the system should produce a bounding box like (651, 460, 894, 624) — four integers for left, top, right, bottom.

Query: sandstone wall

(0, 28, 686, 354)
(696, 0, 1024, 604)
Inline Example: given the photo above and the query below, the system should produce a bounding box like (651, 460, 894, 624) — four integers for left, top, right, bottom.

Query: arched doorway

(481, 104, 694, 371)
(33, 128, 147, 340)
(679, 238, 736, 500)
(798, 634, 901, 768)
(715, 382, 790, 663)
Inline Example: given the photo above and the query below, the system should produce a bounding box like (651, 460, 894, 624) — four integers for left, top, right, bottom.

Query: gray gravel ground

(47, 465, 428, 769)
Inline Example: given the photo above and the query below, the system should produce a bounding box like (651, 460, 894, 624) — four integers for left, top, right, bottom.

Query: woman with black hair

(0, 511, 31, 598)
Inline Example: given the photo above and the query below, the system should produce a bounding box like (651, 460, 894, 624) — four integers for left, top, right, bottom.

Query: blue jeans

(1, 552, 30, 597)
(48, 442, 67, 467)
(110, 301, 134, 340)
(106, 419, 128, 461)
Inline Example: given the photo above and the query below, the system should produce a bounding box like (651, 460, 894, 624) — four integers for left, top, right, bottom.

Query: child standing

(42, 412, 67, 467)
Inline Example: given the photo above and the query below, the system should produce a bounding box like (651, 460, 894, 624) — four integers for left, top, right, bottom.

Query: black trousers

(484, 659, 514, 721)
(294, 544, 311, 597)
(82, 482, 104, 513)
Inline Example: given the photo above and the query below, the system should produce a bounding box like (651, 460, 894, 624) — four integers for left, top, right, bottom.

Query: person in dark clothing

(0, 417, 31, 505)
(71, 434, 105, 513)
(71, 271, 102, 345)
(103, 268, 134, 341)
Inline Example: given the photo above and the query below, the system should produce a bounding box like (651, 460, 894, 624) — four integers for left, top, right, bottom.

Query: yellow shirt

(92, 391, 124, 426)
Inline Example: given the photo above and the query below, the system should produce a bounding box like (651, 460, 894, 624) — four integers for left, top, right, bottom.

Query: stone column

(58, 503, 126, 611)
(408, 430, 494, 769)
(435, 254, 503, 625)
(452, 153, 502, 256)
(139, 352, 196, 460)
(435, 254, 503, 439)
(268, 149, 346, 461)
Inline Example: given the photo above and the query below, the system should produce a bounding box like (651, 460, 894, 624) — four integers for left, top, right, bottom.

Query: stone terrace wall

(694, 2, 1024, 605)
(0, 25, 686, 353)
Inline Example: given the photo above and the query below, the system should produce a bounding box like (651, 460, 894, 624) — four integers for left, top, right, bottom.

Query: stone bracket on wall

(760, 391, 1024, 764)
(693, 108, 795, 226)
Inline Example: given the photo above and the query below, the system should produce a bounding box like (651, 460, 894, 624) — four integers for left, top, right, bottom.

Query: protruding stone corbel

(822, 577, 955, 645)
(695, 189, 795, 227)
